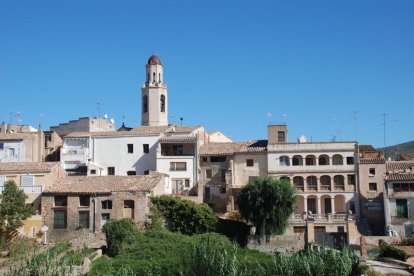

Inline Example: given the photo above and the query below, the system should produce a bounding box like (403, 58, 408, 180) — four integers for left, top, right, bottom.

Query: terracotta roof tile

(359, 158, 385, 164)
(386, 161, 414, 172)
(200, 140, 268, 156)
(44, 175, 162, 194)
(0, 162, 59, 173)
(386, 173, 414, 181)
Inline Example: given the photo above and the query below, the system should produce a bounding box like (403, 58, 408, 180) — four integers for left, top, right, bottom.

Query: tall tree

(236, 177, 296, 239)
(0, 180, 33, 232)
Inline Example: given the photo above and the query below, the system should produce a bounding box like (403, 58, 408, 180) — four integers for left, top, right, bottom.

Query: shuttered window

(21, 175, 34, 186)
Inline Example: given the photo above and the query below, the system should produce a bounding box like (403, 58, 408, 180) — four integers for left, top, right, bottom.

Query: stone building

(358, 145, 386, 235)
(0, 162, 66, 237)
(50, 117, 116, 137)
(200, 140, 268, 212)
(384, 160, 414, 236)
(42, 175, 166, 242)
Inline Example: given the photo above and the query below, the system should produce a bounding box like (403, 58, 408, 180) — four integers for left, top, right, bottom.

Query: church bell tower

(141, 54, 168, 126)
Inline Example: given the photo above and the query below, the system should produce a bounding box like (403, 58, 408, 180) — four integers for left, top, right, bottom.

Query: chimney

(1, 122, 6, 133)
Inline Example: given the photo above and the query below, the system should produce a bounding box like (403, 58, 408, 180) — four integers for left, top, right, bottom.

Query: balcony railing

(289, 213, 353, 223)
(0, 185, 44, 194)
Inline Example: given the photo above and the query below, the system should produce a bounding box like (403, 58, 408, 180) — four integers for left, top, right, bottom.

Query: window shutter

(21, 175, 34, 186)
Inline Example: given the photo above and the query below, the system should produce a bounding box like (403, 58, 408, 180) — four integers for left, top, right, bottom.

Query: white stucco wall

(0, 141, 25, 162)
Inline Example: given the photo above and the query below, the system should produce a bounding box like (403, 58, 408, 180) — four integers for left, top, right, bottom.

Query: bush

(152, 195, 218, 235)
(89, 256, 115, 276)
(102, 218, 140, 257)
(400, 234, 414, 246)
(379, 239, 408, 261)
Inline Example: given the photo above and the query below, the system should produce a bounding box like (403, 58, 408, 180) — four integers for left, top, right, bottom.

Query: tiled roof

(401, 152, 414, 161)
(200, 140, 268, 156)
(44, 175, 162, 194)
(359, 144, 376, 152)
(0, 162, 59, 173)
(65, 125, 202, 138)
(386, 161, 414, 172)
(386, 173, 414, 181)
(359, 158, 385, 164)
(0, 132, 37, 140)
(159, 136, 197, 143)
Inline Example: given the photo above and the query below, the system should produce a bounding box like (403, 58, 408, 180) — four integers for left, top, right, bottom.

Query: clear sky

(1, 1, 413, 148)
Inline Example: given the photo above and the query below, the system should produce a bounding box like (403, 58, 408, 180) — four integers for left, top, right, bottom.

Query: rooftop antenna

(180, 117, 183, 127)
(393, 119, 399, 159)
(16, 112, 22, 126)
(382, 113, 387, 157)
(39, 114, 44, 129)
(352, 111, 358, 141)
(282, 114, 287, 124)
(333, 118, 341, 141)
(266, 113, 272, 124)
(97, 102, 101, 131)
(122, 115, 126, 126)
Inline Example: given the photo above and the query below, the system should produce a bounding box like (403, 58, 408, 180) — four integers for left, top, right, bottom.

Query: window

(53, 210, 67, 229)
(170, 162, 187, 171)
(206, 169, 212, 179)
(202, 157, 207, 162)
(173, 145, 184, 156)
(369, 183, 377, 191)
(102, 200, 112, 209)
(102, 213, 110, 226)
(108, 167, 115, 175)
(185, 179, 190, 188)
(348, 174, 355, 185)
(143, 95, 148, 113)
(305, 156, 315, 166)
(346, 157, 354, 165)
(79, 195, 90, 207)
(124, 200, 134, 208)
(54, 196, 67, 207)
(369, 168, 375, 176)
(277, 131, 285, 142)
(246, 159, 254, 167)
(90, 170, 96, 175)
(153, 72, 156, 82)
(127, 171, 136, 175)
(8, 148, 15, 156)
(396, 199, 408, 218)
(127, 144, 134, 153)
(210, 156, 226, 162)
(144, 170, 149, 175)
(220, 170, 226, 182)
(0, 143, 3, 150)
(160, 95, 166, 112)
(79, 211, 90, 228)
(338, 226, 345, 233)
(279, 156, 290, 166)
(143, 144, 149, 153)
(21, 175, 34, 186)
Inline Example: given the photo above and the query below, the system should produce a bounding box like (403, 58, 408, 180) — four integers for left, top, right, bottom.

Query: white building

(384, 160, 414, 236)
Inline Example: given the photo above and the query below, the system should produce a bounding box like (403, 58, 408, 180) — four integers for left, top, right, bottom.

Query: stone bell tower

(141, 54, 168, 126)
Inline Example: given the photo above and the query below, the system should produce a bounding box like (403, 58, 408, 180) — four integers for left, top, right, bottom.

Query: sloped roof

(359, 158, 385, 164)
(200, 140, 268, 156)
(44, 175, 162, 194)
(359, 144, 376, 152)
(385, 173, 414, 181)
(401, 152, 414, 161)
(386, 161, 414, 172)
(0, 162, 59, 173)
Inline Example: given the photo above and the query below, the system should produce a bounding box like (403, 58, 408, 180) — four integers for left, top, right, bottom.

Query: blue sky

(1, 1, 413, 148)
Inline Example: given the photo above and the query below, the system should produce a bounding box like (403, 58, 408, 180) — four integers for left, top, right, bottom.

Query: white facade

(0, 140, 25, 162)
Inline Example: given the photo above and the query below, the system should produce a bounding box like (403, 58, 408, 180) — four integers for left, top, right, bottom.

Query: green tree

(236, 177, 296, 239)
(152, 195, 218, 235)
(0, 180, 33, 232)
(102, 218, 140, 257)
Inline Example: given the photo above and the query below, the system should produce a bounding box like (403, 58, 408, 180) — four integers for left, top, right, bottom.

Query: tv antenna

(333, 118, 341, 141)
(266, 113, 272, 124)
(352, 111, 358, 141)
(16, 112, 22, 126)
(282, 114, 287, 124)
(381, 113, 387, 157)
(39, 114, 44, 129)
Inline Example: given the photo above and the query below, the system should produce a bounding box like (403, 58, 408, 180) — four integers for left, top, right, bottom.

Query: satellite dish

(110, 118, 115, 124)
(104, 114, 108, 119)
(41, 225, 49, 233)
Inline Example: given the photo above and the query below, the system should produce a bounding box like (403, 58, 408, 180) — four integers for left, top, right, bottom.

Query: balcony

(0, 185, 44, 194)
(289, 213, 353, 224)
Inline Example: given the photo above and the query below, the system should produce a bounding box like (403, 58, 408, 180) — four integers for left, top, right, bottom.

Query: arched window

(153, 72, 156, 82)
(293, 176, 304, 191)
(319, 155, 329, 166)
(334, 175, 345, 190)
(332, 154, 343, 165)
(320, 175, 331, 191)
(147, 73, 150, 82)
(306, 176, 317, 191)
(279, 155, 290, 166)
(160, 95, 166, 112)
(292, 155, 303, 166)
(305, 155, 316, 166)
(159, 73, 161, 83)
(143, 95, 148, 113)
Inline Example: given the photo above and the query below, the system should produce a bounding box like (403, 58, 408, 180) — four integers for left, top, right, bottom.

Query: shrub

(89, 256, 115, 276)
(152, 195, 218, 235)
(379, 239, 408, 261)
(102, 218, 140, 257)
(400, 234, 414, 246)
